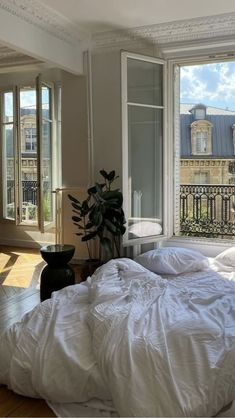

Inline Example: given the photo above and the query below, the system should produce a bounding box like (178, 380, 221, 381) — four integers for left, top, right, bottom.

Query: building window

(196, 131, 207, 153)
(191, 120, 213, 155)
(193, 171, 209, 184)
(25, 127, 37, 152)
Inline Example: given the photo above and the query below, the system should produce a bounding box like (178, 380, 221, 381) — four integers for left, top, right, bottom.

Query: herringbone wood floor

(0, 246, 54, 417)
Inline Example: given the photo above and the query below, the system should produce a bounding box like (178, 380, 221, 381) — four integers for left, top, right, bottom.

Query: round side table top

(40, 244, 75, 254)
(40, 244, 75, 265)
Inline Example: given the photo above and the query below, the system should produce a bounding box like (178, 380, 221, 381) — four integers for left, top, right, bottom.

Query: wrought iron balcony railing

(7, 179, 49, 206)
(6, 180, 235, 237)
(180, 184, 235, 237)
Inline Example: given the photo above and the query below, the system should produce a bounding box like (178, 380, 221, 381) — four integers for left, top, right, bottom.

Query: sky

(4, 88, 49, 119)
(180, 61, 235, 111)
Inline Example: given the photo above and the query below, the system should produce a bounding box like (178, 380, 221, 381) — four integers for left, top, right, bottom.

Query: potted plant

(68, 169, 126, 279)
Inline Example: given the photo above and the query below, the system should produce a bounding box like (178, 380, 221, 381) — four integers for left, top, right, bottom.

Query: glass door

(121, 52, 166, 245)
(1, 78, 54, 231)
(36, 75, 53, 232)
(19, 87, 38, 224)
(2, 90, 17, 221)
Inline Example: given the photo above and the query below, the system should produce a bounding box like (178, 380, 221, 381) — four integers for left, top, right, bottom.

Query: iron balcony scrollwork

(180, 184, 235, 237)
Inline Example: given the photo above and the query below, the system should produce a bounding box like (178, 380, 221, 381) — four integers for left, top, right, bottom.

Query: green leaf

(95, 212, 103, 226)
(87, 185, 97, 195)
(72, 216, 82, 223)
(120, 225, 126, 234)
(72, 202, 82, 211)
(74, 224, 85, 229)
(68, 194, 81, 205)
(100, 169, 108, 179)
(107, 170, 116, 181)
(104, 218, 117, 233)
(82, 232, 97, 241)
(80, 200, 90, 216)
(101, 191, 123, 206)
(100, 237, 112, 254)
(85, 221, 94, 229)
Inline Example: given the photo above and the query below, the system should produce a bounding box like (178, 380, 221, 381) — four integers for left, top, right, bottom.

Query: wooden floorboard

(0, 246, 56, 417)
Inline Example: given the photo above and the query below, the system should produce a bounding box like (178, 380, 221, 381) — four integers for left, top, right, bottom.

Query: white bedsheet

(1, 258, 235, 416)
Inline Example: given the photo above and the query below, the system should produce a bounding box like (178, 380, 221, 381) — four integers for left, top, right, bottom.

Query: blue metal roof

(181, 113, 235, 158)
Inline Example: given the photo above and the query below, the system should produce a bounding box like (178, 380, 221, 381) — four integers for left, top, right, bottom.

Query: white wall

(61, 71, 89, 188)
(92, 50, 122, 183)
(91, 46, 156, 185)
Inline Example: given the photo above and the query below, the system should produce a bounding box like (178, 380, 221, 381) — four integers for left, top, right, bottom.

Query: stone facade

(180, 159, 235, 185)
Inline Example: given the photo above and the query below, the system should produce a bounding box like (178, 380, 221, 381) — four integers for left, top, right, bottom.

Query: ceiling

(39, 0, 235, 35)
(0, 0, 235, 71)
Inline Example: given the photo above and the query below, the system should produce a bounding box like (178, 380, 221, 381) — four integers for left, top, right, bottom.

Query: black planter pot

(80, 259, 101, 281)
(40, 244, 75, 301)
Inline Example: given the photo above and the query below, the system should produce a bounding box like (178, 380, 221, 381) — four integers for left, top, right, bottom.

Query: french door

(1, 77, 53, 231)
(121, 51, 167, 246)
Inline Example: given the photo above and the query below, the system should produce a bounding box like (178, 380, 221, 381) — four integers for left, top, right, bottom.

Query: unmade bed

(1, 246, 235, 417)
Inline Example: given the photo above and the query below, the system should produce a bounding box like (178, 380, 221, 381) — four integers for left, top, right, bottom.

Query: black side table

(40, 244, 75, 302)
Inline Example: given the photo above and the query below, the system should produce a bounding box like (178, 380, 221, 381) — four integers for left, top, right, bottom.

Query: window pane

(20, 89, 36, 117)
(127, 105, 163, 239)
(20, 88, 38, 224)
(3, 125, 15, 220)
(42, 120, 53, 222)
(3, 92, 13, 123)
(42, 86, 51, 120)
(127, 58, 163, 106)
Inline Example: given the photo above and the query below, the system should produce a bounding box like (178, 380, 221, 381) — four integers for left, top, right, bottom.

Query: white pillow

(215, 247, 235, 269)
(129, 221, 162, 238)
(135, 246, 209, 275)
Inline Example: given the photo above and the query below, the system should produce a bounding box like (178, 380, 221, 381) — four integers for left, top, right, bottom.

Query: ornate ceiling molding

(0, 0, 86, 45)
(0, 45, 42, 67)
(0, 1, 234, 55)
(92, 12, 235, 51)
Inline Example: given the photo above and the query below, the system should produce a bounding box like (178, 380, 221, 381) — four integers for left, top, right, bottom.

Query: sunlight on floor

(0, 248, 43, 289)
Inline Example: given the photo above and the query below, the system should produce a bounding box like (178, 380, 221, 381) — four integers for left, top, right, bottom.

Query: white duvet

(1, 258, 235, 417)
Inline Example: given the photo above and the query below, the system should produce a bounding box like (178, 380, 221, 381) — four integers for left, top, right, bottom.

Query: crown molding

(0, 2, 234, 56)
(0, 0, 87, 45)
(92, 12, 235, 52)
(0, 45, 41, 67)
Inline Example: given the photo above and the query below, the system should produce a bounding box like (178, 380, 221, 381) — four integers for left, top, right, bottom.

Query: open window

(36, 75, 53, 232)
(121, 51, 167, 246)
(175, 59, 235, 240)
(1, 76, 54, 231)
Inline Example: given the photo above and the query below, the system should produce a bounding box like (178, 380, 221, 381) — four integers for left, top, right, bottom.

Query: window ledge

(165, 236, 235, 257)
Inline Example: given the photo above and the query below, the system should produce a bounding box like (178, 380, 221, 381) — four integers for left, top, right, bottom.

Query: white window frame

(0, 80, 55, 231)
(167, 55, 235, 255)
(121, 51, 169, 247)
(1, 87, 18, 222)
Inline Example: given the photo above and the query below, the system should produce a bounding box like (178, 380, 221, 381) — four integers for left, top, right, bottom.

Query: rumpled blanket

(1, 257, 235, 417)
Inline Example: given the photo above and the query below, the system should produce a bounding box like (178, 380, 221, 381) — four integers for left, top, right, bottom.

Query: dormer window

(196, 131, 207, 152)
(191, 120, 213, 155)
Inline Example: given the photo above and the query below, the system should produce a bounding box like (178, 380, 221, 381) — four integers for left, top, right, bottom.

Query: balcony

(6, 181, 235, 237)
(7, 180, 38, 205)
(6, 180, 50, 221)
(180, 184, 235, 238)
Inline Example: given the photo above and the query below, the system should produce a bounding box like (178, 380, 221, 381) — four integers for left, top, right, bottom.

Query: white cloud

(180, 61, 235, 110)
